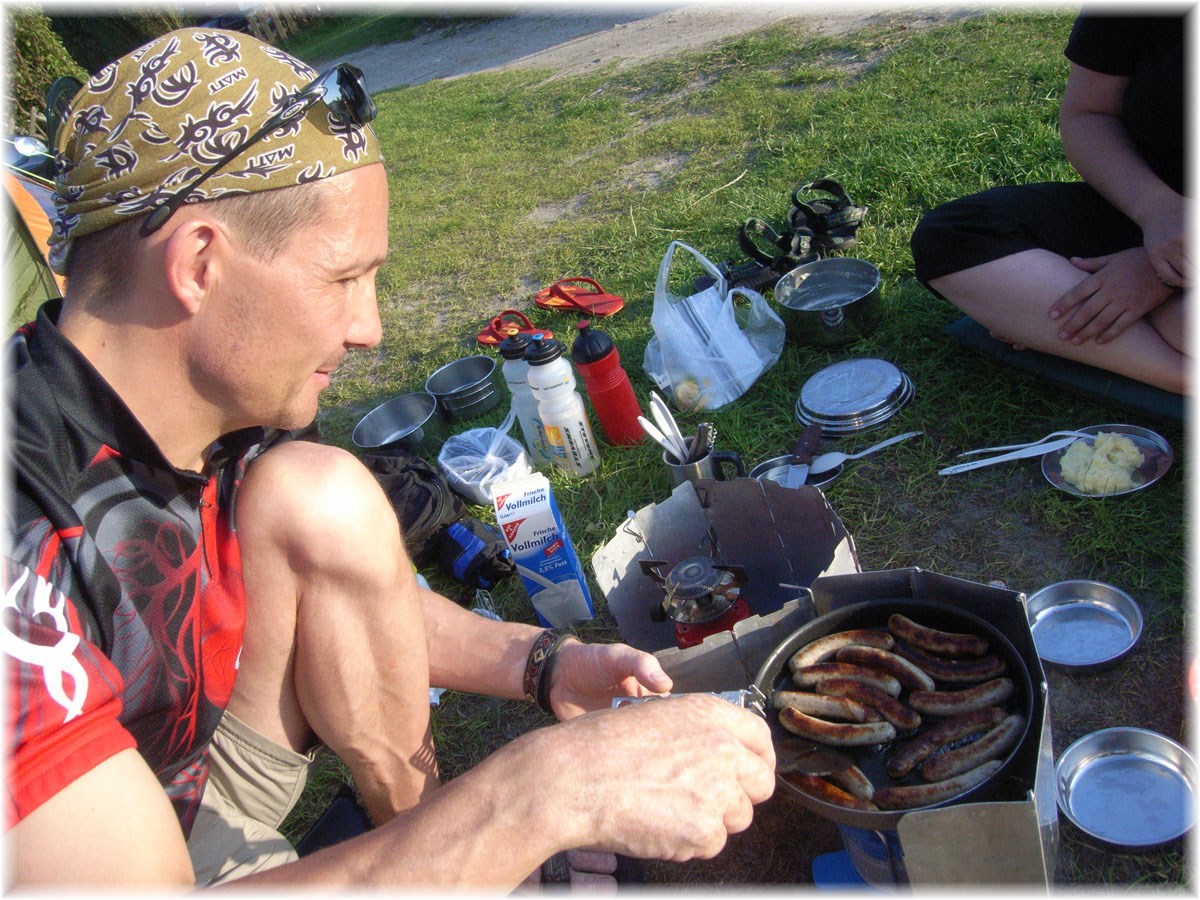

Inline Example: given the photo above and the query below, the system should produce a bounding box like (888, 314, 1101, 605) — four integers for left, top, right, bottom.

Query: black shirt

(1066, 12, 1187, 194)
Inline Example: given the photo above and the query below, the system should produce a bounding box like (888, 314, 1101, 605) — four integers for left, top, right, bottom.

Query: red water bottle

(570, 320, 644, 446)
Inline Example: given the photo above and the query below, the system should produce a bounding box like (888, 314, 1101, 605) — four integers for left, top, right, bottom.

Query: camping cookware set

(348, 192, 1186, 873)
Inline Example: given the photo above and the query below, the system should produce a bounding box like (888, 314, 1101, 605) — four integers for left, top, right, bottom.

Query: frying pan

(753, 598, 1034, 830)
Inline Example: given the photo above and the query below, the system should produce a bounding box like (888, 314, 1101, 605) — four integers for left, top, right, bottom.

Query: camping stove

(639, 557, 751, 649)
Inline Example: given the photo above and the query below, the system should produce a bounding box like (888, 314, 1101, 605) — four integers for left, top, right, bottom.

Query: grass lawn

(274, 11, 1186, 887)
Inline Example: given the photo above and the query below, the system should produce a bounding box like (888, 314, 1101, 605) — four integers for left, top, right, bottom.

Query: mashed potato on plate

(1059, 432, 1144, 494)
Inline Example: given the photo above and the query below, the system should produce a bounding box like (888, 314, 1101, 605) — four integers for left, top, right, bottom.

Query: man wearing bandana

(6, 28, 775, 889)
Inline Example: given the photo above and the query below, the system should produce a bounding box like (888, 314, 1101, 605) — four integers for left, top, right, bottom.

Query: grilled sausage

(835, 645, 937, 692)
(873, 759, 1003, 810)
(782, 773, 879, 811)
(817, 677, 921, 731)
(826, 764, 875, 801)
(788, 629, 896, 670)
(791, 662, 902, 697)
(778, 705, 897, 747)
(892, 642, 1007, 684)
(885, 706, 1008, 779)
(772, 690, 882, 723)
(888, 613, 990, 658)
(908, 678, 1015, 717)
(921, 714, 1025, 782)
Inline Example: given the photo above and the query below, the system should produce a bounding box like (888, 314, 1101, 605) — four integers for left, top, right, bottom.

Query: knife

(938, 435, 1078, 476)
(783, 424, 823, 488)
(686, 422, 716, 463)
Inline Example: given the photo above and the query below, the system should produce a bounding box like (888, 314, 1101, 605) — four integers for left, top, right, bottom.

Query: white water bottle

(498, 334, 554, 469)
(524, 335, 601, 476)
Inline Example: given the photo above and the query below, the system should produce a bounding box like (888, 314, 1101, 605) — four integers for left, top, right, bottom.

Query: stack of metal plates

(795, 358, 914, 436)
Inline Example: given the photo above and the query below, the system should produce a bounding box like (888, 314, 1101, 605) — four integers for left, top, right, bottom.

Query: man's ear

(162, 219, 223, 315)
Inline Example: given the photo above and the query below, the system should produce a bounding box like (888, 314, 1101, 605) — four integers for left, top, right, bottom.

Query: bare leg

(230, 440, 439, 825)
(932, 249, 1187, 394)
(1150, 297, 1187, 355)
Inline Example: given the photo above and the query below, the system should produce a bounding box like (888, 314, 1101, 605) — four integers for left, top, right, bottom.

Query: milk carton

(493, 473, 594, 628)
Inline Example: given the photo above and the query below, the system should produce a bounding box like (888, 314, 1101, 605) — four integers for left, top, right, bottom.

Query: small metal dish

(1056, 727, 1197, 848)
(749, 455, 842, 489)
(425, 355, 503, 422)
(1041, 424, 1173, 498)
(795, 358, 914, 436)
(1025, 580, 1142, 670)
(352, 391, 447, 456)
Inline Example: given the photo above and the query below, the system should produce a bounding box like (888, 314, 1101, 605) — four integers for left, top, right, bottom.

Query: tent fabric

(5, 170, 64, 325)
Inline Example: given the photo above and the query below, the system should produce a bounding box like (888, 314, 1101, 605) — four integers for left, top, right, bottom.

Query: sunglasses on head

(139, 62, 377, 236)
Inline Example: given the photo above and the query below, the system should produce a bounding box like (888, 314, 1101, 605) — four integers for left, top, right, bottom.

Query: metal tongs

(939, 430, 1091, 476)
(612, 685, 766, 715)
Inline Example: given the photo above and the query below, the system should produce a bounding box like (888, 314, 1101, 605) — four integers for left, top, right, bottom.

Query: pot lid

(795, 358, 914, 436)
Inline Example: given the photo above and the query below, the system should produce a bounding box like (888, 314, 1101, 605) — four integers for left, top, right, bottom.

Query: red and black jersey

(6, 300, 268, 836)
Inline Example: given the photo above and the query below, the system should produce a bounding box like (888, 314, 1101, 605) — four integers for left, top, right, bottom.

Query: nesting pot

(352, 391, 447, 457)
(425, 355, 504, 422)
(772, 257, 882, 347)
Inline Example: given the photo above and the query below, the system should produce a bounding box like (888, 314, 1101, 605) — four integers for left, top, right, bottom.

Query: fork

(956, 430, 1092, 458)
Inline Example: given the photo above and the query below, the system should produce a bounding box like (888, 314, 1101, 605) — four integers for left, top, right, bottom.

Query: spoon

(808, 431, 923, 476)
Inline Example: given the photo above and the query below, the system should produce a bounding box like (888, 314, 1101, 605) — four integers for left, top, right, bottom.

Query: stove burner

(667, 557, 730, 602)
(639, 556, 751, 648)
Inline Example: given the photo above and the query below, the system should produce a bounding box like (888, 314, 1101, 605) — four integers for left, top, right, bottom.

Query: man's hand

(1048, 247, 1177, 345)
(539, 695, 776, 863)
(547, 639, 673, 719)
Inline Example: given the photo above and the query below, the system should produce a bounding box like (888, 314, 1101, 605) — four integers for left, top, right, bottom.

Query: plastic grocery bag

(438, 411, 531, 505)
(643, 241, 785, 411)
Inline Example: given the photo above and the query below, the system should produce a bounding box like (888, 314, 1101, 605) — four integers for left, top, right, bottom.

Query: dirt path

(326, 4, 981, 91)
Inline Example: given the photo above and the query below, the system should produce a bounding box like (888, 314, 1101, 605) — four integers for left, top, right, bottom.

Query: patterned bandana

(48, 27, 382, 274)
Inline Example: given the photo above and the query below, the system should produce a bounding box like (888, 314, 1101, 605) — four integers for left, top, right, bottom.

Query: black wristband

(522, 628, 575, 715)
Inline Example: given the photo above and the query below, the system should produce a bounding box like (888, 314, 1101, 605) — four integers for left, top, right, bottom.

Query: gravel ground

(321, 3, 981, 89)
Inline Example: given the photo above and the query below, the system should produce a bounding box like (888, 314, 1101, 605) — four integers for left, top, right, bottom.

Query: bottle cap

(498, 333, 532, 360)
(524, 334, 564, 366)
(570, 319, 615, 366)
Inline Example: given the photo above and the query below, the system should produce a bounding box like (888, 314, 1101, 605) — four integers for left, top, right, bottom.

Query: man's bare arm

(12, 749, 195, 888)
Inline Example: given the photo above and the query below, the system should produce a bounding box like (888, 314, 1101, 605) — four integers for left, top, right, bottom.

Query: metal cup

(663, 436, 745, 488)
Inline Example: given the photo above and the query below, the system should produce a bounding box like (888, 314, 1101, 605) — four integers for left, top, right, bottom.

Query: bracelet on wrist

(522, 628, 576, 715)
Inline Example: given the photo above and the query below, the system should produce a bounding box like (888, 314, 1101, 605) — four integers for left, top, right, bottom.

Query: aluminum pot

(772, 257, 881, 347)
(425, 355, 504, 422)
(352, 391, 447, 456)
(753, 598, 1034, 831)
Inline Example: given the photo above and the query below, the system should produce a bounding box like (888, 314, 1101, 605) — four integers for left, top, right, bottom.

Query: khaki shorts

(186, 711, 322, 887)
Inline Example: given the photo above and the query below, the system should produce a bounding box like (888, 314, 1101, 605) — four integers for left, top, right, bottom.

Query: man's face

(190, 163, 389, 433)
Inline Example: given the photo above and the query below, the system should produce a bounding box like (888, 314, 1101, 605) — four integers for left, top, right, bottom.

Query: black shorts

(910, 182, 1143, 288)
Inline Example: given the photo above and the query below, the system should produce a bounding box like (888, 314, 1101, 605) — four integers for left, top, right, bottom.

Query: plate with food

(1041, 424, 1173, 498)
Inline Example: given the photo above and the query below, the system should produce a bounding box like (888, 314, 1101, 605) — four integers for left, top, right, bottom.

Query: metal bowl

(772, 257, 882, 347)
(1041, 424, 1173, 498)
(424, 355, 504, 422)
(1025, 580, 1142, 671)
(749, 454, 842, 489)
(352, 391, 447, 456)
(1056, 727, 1197, 848)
